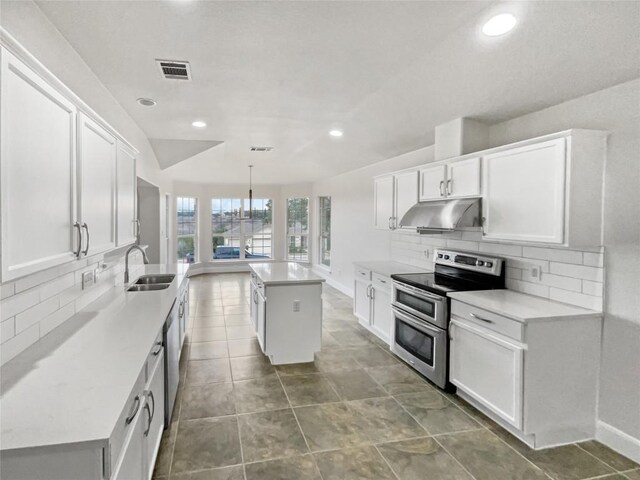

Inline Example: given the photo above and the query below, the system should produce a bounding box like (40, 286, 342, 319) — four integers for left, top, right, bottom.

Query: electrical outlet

(82, 271, 95, 290)
(94, 267, 101, 282)
(527, 266, 542, 281)
(293, 300, 301, 312)
(424, 249, 430, 258)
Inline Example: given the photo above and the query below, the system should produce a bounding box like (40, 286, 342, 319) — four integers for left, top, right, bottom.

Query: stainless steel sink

(127, 284, 171, 292)
(134, 274, 175, 285)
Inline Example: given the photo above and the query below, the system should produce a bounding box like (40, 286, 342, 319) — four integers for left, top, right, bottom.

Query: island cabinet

(249, 263, 325, 364)
(448, 290, 602, 449)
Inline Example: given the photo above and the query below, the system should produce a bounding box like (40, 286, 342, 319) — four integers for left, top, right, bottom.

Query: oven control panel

(434, 249, 504, 276)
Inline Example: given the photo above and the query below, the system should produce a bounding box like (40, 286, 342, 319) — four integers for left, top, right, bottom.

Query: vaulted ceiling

(33, 0, 640, 184)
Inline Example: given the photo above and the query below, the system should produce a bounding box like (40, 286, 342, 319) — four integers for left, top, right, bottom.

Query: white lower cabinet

(371, 285, 392, 343)
(450, 319, 523, 429)
(143, 351, 165, 479)
(353, 267, 393, 344)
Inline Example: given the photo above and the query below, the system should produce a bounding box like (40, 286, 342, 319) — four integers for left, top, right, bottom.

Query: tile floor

(153, 273, 639, 480)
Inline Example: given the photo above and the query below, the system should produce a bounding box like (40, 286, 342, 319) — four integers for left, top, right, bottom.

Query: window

(211, 198, 272, 260)
(177, 197, 197, 263)
(319, 196, 331, 268)
(286, 197, 309, 262)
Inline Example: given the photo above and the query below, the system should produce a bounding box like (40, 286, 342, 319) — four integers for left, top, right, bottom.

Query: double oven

(391, 250, 505, 390)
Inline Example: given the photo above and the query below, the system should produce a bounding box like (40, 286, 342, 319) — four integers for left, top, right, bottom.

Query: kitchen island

(248, 262, 325, 364)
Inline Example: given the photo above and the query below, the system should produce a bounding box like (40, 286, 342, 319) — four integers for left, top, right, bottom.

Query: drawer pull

(469, 312, 493, 324)
(143, 403, 152, 437)
(125, 395, 140, 424)
(152, 342, 162, 356)
(379, 279, 387, 284)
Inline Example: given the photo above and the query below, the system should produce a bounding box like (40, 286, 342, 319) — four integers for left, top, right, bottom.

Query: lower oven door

(391, 306, 447, 388)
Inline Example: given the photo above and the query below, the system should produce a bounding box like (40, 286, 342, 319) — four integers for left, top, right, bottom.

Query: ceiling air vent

(250, 147, 274, 152)
(156, 59, 191, 80)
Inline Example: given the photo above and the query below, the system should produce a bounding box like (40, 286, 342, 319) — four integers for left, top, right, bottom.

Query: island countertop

(248, 262, 326, 286)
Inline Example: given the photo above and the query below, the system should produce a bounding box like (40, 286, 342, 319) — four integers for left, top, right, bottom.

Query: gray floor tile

(578, 441, 639, 471)
(329, 329, 371, 347)
(224, 305, 250, 316)
(314, 446, 396, 480)
(230, 354, 275, 381)
(225, 314, 251, 326)
(244, 454, 321, 480)
(186, 358, 232, 386)
(294, 403, 370, 452)
(314, 349, 355, 372)
(345, 345, 400, 368)
(180, 382, 235, 420)
(171, 417, 242, 474)
(378, 437, 473, 480)
(325, 369, 388, 400)
(226, 325, 255, 340)
(275, 362, 321, 376)
(366, 364, 432, 394)
(348, 397, 427, 443)
(437, 429, 551, 480)
(227, 338, 262, 357)
(189, 341, 228, 360)
(170, 465, 244, 479)
(153, 421, 178, 478)
(280, 373, 341, 406)
(233, 375, 289, 413)
(395, 390, 481, 434)
(238, 408, 309, 462)
(191, 327, 227, 342)
(196, 305, 225, 317)
(193, 316, 226, 328)
(625, 470, 640, 480)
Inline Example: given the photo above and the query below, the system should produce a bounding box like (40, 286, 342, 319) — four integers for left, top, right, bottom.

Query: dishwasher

(164, 299, 179, 425)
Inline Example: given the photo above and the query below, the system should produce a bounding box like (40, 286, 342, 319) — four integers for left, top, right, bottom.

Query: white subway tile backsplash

(522, 246, 583, 264)
(39, 273, 75, 301)
(1, 318, 15, 343)
(506, 267, 523, 280)
(1, 282, 15, 300)
(1, 323, 39, 365)
(15, 297, 59, 334)
(14, 267, 61, 293)
(549, 288, 603, 311)
(40, 303, 75, 337)
(479, 243, 523, 257)
(540, 273, 582, 292)
(59, 283, 84, 308)
(446, 240, 479, 252)
(461, 231, 483, 241)
(583, 252, 604, 267)
(550, 262, 604, 282)
(582, 280, 604, 297)
(1, 290, 40, 322)
(506, 278, 550, 297)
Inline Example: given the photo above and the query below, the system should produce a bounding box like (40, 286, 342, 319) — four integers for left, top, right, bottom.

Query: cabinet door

(250, 281, 258, 332)
(78, 113, 117, 255)
(482, 139, 566, 244)
(0, 49, 78, 281)
(144, 352, 165, 480)
(450, 319, 524, 429)
(419, 164, 446, 201)
(353, 279, 372, 325)
(373, 175, 394, 230)
(113, 398, 145, 480)
(116, 141, 136, 246)
(394, 170, 419, 228)
(257, 289, 266, 352)
(447, 157, 480, 198)
(371, 287, 392, 344)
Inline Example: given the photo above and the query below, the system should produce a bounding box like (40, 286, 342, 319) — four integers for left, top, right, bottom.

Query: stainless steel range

(390, 249, 505, 390)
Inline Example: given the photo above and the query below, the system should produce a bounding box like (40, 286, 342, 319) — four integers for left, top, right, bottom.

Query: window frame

(318, 196, 331, 269)
(176, 196, 198, 264)
(285, 197, 310, 263)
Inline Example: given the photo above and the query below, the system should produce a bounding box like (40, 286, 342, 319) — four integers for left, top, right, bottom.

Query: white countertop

(353, 260, 432, 277)
(448, 289, 602, 323)
(1, 264, 188, 452)
(249, 262, 325, 285)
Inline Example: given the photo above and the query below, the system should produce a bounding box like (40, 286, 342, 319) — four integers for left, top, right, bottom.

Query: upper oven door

(392, 281, 448, 329)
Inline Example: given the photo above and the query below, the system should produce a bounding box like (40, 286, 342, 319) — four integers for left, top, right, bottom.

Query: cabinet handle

(365, 285, 371, 298)
(439, 180, 445, 197)
(152, 341, 162, 356)
(135, 219, 141, 240)
(449, 323, 455, 341)
(370, 286, 375, 300)
(469, 312, 494, 324)
(73, 222, 82, 258)
(446, 179, 453, 196)
(81, 223, 90, 256)
(148, 390, 155, 420)
(143, 403, 152, 437)
(392, 217, 397, 230)
(388, 217, 393, 230)
(125, 395, 140, 424)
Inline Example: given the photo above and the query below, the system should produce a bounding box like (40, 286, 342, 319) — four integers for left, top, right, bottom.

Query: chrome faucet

(124, 244, 149, 284)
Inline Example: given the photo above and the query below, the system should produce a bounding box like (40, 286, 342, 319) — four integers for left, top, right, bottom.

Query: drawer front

(110, 366, 145, 474)
(371, 272, 391, 291)
(354, 266, 372, 281)
(451, 300, 524, 342)
(147, 330, 164, 383)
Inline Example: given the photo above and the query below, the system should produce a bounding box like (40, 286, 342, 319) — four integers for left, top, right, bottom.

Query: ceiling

(33, 0, 640, 185)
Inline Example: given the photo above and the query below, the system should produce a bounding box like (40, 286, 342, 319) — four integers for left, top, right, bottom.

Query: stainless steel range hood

(399, 198, 482, 234)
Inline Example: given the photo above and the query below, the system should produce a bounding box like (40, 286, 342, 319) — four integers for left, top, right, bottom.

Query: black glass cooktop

(391, 266, 505, 296)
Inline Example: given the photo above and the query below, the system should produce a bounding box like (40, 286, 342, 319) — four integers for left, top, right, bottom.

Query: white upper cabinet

(481, 131, 605, 247)
(0, 48, 78, 281)
(78, 113, 117, 255)
(373, 175, 394, 230)
(419, 157, 480, 201)
(116, 141, 137, 246)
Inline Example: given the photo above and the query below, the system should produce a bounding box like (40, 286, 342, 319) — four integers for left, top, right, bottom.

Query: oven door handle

(393, 306, 443, 337)
(393, 282, 445, 303)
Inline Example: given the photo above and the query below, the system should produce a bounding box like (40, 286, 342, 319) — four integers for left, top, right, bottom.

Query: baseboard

(311, 267, 353, 298)
(596, 420, 640, 464)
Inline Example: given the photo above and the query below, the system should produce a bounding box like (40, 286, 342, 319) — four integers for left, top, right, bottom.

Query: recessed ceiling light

(482, 13, 517, 37)
(136, 97, 156, 107)
(192, 121, 207, 128)
(329, 129, 343, 137)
